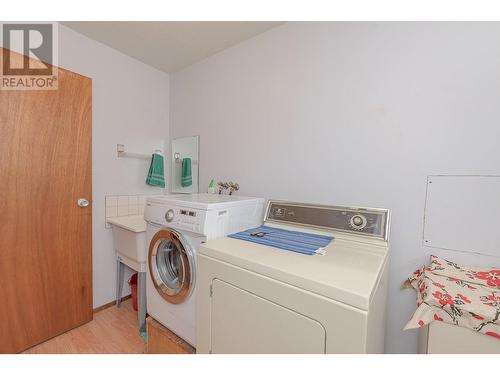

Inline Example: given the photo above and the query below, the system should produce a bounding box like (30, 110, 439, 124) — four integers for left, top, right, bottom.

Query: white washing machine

(196, 200, 391, 353)
(144, 193, 265, 347)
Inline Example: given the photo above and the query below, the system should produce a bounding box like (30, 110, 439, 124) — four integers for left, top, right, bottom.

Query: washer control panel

(146, 203, 207, 234)
(266, 201, 390, 240)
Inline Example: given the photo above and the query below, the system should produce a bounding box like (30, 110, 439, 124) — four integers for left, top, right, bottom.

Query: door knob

(77, 198, 90, 207)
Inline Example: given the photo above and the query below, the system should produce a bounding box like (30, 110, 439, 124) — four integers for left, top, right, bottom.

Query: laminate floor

(23, 299, 146, 354)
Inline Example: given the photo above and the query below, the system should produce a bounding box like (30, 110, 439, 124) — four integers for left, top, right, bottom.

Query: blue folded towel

(228, 225, 334, 255)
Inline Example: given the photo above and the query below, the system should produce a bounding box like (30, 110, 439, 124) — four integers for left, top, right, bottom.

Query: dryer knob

(352, 216, 363, 226)
(350, 214, 367, 230)
(165, 209, 175, 222)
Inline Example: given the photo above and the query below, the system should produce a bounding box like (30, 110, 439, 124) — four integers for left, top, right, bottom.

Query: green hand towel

(181, 158, 192, 187)
(146, 153, 165, 188)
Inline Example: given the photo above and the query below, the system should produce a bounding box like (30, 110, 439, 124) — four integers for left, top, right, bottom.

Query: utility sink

(108, 214, 148, 331)
(107, 215, 147, 271)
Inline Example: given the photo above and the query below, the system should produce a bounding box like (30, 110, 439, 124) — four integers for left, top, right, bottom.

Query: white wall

(58, 24, 170, 308)
(170, 22, 500, 353)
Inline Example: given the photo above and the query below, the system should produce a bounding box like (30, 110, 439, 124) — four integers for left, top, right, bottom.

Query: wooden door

(0, 48, 92, 353)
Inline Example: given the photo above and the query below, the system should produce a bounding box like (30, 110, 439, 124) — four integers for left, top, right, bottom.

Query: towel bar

(173, 152, 198, 164)
(117, 144, 162, 159)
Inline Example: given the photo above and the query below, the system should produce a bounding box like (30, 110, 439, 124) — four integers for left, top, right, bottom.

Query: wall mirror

(171, 135, 199, 194)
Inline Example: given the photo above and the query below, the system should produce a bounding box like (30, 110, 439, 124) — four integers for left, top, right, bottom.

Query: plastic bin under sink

(107, 215, 147, 270)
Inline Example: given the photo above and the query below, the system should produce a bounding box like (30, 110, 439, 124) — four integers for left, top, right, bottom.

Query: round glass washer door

(148, 228, 195, 304)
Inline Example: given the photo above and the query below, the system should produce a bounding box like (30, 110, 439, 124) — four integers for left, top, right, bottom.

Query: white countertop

(107, 215, 146, 233)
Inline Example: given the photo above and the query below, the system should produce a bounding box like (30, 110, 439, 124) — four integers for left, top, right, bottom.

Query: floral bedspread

(403, 255, 500, 340)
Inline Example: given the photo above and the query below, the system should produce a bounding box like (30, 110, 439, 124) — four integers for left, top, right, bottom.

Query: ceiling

(62, 22, 284, 73)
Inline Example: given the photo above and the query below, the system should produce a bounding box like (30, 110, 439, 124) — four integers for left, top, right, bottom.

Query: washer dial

(349, 214, 367, 230)
(165, 209, 175, 222)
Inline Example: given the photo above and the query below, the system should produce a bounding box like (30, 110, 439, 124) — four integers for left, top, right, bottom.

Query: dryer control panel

(265, 201, 390, 240)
